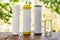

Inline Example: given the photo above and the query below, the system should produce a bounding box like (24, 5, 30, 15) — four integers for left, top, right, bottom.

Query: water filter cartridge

(23, 5, 31, 35)
(12, 5, 20, 35)
(34, 5, 42, 35)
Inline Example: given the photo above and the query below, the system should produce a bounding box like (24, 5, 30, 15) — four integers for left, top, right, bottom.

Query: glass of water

(45, 20, 52, 36)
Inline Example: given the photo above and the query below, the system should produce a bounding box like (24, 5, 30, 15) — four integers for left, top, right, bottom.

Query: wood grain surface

(0, 32, 60, 40)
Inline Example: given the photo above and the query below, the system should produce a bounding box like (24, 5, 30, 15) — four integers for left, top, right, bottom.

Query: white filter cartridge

(23, 9, 31, 33)
(34, 5, 42, 34)
(12, 5, 20, 35)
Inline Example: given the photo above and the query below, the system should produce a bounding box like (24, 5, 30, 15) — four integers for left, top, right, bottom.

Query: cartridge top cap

(34, 5, 42, 7)
(23, 5, 31, 9)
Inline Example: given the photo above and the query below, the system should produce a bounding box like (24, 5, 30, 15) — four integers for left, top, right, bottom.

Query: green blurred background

(0, 0, 60, 32)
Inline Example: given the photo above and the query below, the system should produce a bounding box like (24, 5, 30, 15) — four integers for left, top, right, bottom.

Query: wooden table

(0, 32, 11, 40)
(0, 32, 60, 40)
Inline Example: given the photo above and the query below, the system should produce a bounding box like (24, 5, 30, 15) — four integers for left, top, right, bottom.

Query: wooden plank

(53, 33, 60, 40)
(21, 35, 32, 40)
(1, 32, 60, 40)
(33, 35, 41, 40)
(8, 35, 19, 40)
(0, 32, 12, 40)
(41, 32, 60, 40)
(41, 33, 49, 40)
(54, 32, 60, 37)
(45, 33, 60, 40)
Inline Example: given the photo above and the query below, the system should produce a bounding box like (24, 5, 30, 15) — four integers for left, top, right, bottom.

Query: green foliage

(29, 1, 31, 5)
(26, 1, 28, 4)
(10, 0, 19, 2)
(0, 3, 12, 24)
(40, 0, 60, 15)
(52, 29, 56, 32)
(0, 0, 19, 24)
(25, 1, 31, 5)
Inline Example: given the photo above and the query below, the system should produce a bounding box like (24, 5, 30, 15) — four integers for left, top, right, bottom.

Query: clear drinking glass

(45, 20, 52, 36)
